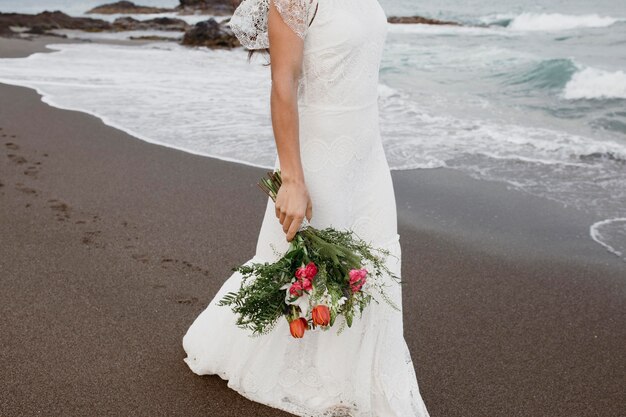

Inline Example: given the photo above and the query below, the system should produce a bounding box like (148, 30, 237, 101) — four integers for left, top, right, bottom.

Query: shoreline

(0, 34, 165, 58)
(1, 35, 623, 265)
(1, 36, 625, 416)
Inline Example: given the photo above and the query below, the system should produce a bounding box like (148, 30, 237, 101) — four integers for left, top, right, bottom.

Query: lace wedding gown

(182, 0, 431, 415)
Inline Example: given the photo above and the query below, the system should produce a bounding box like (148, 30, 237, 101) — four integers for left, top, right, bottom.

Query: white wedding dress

(182, 0, 431, 415)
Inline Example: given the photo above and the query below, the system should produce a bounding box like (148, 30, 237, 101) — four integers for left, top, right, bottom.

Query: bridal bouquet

(218, 170, 401, 338)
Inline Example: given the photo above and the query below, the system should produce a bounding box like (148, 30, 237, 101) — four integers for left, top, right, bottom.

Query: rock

(0, 11, 112, 37)
(0, 20, 14, 37)
(387, 15, 461, 26)
(86, 1, 176, 14)
(0, 11, 191, 38)
(25, 26, 68, 37)
(176, 0, 236, 16)
(112, 16, 189, 31)
(181, 18, 239, 49)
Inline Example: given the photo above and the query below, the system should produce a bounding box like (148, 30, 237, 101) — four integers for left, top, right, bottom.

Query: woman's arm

(267, 0, 313, 242)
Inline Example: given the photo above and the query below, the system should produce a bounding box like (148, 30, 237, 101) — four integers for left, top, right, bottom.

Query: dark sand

(0, 36, 625, 417)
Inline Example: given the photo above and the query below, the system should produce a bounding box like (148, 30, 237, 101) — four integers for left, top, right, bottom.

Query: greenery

(218, 169, 402, 337)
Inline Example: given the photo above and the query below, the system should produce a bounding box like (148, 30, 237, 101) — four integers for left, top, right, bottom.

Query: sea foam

(590, 218, 626, 259)
(49, 29, 184, 41)
(563, 67, 626, 100)
(507, 13, 620, 31)
(0, 41, 623, 179)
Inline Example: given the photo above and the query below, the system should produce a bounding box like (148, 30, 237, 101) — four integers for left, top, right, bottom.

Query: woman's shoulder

(271, 0, 320, 39)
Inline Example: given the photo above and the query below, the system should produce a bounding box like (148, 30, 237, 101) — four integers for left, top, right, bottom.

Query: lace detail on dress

(299, 36, 387, 109)
(228, 0, 318, 50)
(273, 0, 317, 40)
(183, 0, 431, 415)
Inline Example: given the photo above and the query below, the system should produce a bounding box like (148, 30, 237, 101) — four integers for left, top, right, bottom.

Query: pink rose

(296, 261, 318, 281)
(295, 265, 308, 280)
(304, 262, 318, 279)
(348, 268, 368, 292)
(300, 277, 313, 292)
(289, 281, 304, 297)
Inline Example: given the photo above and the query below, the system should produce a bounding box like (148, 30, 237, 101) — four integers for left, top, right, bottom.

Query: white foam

(507, 13, 620, 32)
(0, 41, 624, 171)
(49, 29, 183, 41)
(590, 218, 626, 259)
(376, 82, 626, 169)
(563, 67, 626, 100)
(0, 42, 276, 169)
(387, 22, 515, 37)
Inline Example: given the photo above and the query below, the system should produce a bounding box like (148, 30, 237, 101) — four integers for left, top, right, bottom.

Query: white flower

(280, 282, 292, 304)
(337, 296, 348, 306)
(282, 281, 311, 316)
(293, 292, 310, 316)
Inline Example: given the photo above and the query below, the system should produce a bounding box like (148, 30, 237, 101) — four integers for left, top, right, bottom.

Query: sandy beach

(1, 36, 625, 417)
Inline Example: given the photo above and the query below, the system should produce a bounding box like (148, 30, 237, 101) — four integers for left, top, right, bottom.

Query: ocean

(0, 0, 624, 261)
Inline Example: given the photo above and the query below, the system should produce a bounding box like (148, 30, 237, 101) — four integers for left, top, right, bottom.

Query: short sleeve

(271, 0, 317, 41)
(227, 0, 318, 50)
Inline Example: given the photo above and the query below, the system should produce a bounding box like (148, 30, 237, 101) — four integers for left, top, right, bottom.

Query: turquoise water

(379, 0, 626, 261)
(0, 0, 624, 260)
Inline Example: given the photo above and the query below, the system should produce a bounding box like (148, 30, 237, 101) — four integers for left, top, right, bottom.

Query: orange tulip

(289, 317, 308, 338)
(312, 305, 330, 327)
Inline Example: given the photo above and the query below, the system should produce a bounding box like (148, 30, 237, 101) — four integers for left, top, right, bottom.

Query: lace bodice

(297, 0, 389, 109)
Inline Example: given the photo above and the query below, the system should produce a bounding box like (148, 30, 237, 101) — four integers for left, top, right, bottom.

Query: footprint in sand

(159, 256, 210, 276)
(15, 183, 38, 195)
(7, 154, 27, 165)
(160, 257, 176, 269)
(24, 165, 40, 178)
(81, 230, 104, 248)
(48, 199, 71, 221)
(5, 142, 19, 150)
(131, 253, 150, 264)
(176, 296, 199, 305)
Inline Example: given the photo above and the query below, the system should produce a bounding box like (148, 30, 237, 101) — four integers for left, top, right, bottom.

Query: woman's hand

(275, 175, 313, 242)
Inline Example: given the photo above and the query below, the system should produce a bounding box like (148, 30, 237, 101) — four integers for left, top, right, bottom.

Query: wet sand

(0, 36, 624, 417)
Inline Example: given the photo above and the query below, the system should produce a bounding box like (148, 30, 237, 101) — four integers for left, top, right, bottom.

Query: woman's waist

(298, 100, 379, 113)
(297, 77, 381, 112)
(297, 103, 382, 142)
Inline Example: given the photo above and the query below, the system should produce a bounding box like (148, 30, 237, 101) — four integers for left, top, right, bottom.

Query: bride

(182, 0, 431, 415)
